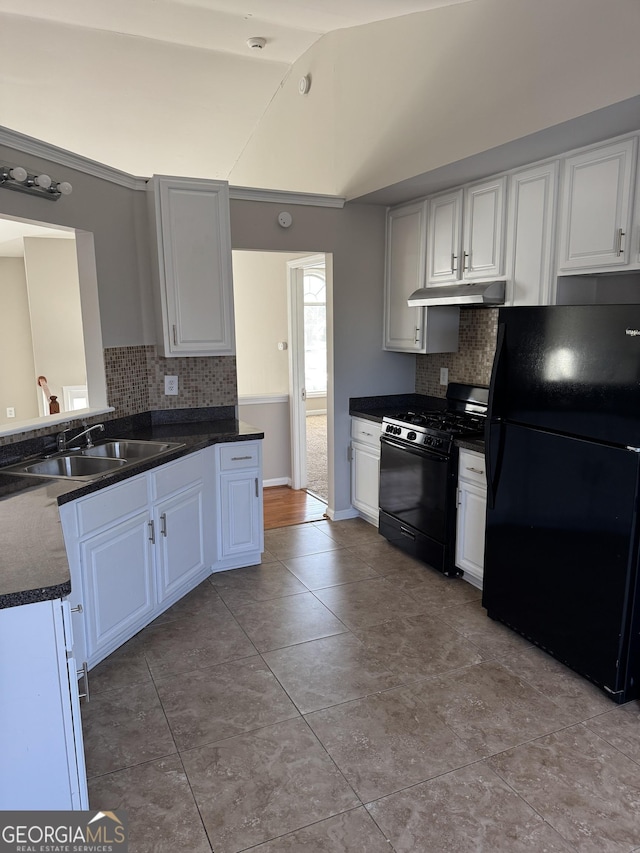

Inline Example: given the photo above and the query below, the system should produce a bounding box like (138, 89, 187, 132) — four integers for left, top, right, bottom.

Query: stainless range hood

(408, 279, 506, 307)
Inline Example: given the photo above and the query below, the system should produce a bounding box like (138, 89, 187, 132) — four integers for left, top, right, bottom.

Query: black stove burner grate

(390, 409, 485, 437)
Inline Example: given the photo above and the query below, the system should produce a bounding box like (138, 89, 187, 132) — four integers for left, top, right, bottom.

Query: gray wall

(230, 198, 416, 515)
(0, 143, 149, 348)
(0, 147, 416, 514)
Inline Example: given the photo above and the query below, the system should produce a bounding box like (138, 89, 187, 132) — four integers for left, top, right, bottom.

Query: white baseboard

(306, 409, 327, 416)
(263, 477, 292, 488)
(326, 507, 359, 521)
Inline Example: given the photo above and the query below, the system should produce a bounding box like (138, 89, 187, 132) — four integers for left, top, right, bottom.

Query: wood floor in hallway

(263, 486, 328, 529)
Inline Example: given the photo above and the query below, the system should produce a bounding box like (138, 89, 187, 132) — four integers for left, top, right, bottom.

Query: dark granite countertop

(0, 415, 264, 609)
(456, 437, 485, 454)
(349, 393, 446, 423)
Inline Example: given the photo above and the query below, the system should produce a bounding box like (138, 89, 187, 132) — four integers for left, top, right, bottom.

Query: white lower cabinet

(214, 441, 264, 570)
(81, 509, 156, 658)
(60, 449, 214, 669)
(0, 598, 88, 809)
(455, 448, 487, 588)
(350, 418, 382, 525)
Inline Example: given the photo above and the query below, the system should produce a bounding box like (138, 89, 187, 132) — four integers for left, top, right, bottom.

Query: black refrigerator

(483, 304, 640, 703)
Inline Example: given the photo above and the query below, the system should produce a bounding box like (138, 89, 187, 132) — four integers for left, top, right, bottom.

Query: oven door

(379, 436, 450, 541)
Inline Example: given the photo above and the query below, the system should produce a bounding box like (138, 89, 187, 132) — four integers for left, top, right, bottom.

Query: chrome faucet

(57, 422, 105, 452)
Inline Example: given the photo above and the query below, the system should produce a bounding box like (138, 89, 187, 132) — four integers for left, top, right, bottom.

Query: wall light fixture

(0, 164, 73, 201)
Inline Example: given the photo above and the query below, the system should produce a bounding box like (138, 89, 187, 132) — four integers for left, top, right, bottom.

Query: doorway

(287, 254, 328, 502)
(232, 250, 331, 526)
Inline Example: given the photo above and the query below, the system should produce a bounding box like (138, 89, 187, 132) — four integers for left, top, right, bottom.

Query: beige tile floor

(83, 518, 640, 853)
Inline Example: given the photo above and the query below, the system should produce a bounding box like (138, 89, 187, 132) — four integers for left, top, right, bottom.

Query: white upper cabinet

(505, 161, 558, 306)
(427, 190, 463, 284)
(557, 138, 637, 272)
(427, 177, 506, 284)
(150, 176, 235, 357)
(383, 200, 459, 354)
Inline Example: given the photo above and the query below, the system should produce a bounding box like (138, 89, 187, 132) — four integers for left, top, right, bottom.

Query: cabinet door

(81, 511, 155, 663)
(154, 176, 235, 356)
(155, 484, 207, 602)
(220, 471, 262, 559)
(455, 480, 487, 582)
(463, 177, 506, 280)
(383, 201, 429, 352)
(0, 599, 87, 810)
(506, 162, 558, 306)
(427, 190, 463, 284)
(558, 138, 637, 271)
(351, 440, 380, 525)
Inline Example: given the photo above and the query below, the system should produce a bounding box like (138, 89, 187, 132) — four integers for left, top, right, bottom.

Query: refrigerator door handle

(486, 419, 505, 510)
(486, 320, 506, 424)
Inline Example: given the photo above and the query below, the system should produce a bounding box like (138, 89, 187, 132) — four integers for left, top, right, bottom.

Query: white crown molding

(229, 186, 345, 208)
(0, 125, 148, 191)
(0, 125, 347, 206)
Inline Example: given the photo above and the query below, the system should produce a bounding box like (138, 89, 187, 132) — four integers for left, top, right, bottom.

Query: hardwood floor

(263, 486, 328, 529)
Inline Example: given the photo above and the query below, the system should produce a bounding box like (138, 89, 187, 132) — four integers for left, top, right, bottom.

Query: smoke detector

(247, 37, 266, 50)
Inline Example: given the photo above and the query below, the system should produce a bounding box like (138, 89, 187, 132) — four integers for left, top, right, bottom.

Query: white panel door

(383, 200, 428, 352)
(350, 440, 380, 524)
(463, 177, 506, 280)
(220, 471, 261, 558)
(455, 480, 487, 581)
(558, 138, 637, 271)
(81, 511, 155, 659)
(427, 189, 463, 284)
(506, 162, 558, 306)
(155, 484, 207, 602)
(0, 599, 87, 810)
(155, 177, 235, 356)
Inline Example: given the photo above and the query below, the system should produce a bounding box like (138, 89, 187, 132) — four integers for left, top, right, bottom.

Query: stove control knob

(395, 426, 401, 435)
(385, 424, 393, 433)
(407, 431, 417, 441)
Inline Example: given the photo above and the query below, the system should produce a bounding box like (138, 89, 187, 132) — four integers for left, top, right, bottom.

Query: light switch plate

(164, 375, 178, 395)
(6, 407, 15, 418)
(439, 367, 449, 386)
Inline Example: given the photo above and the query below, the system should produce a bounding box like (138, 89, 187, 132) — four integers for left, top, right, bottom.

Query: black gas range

(378, 383, 488, 577)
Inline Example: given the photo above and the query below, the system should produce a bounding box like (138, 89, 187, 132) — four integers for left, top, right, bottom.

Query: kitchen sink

(24, 455, 127, 478)
(83, 440, 180, 460)
(0, 439, 185, 481)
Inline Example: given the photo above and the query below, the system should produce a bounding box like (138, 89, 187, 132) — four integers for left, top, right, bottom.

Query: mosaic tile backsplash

(0, 345, 238, 446)
(416, 308, 499, 397)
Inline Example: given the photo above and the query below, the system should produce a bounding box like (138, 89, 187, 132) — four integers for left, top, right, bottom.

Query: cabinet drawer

(153, 450, 204, 499)
(351, 418, 382, 450)
(458, 449, 486, 487)
(218, 443, 260, 471)
(76, 475, 149, 537)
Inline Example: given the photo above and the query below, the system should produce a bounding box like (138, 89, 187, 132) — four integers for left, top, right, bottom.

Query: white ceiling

(0, 0, 472, 64)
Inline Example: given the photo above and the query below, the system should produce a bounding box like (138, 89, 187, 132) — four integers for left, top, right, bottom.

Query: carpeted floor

(305, 414, 328, 502)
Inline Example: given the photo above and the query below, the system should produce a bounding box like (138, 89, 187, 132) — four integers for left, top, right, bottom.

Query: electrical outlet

(439, 367, 449, 386)
(164, 375, 178, 396)
(6, 407, 15, 418)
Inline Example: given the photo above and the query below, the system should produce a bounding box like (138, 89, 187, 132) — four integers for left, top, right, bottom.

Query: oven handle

(380, 435, 449, 462)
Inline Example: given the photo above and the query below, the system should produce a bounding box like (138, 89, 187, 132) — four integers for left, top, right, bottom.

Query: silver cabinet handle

(463, 251, 469, 271)
(231, 455, 252, 461)
(148, 519, 155, 544)
(70, 604, 83, 614)
(616, 227, 625, 256)
(451, 253, 457, 274)
(160, 512, 167, 537)
(77, 661, 90, 703)
(466, 466, 485, 475)
(172, 324, 177, 346)
(255, 477, 259, 497)
(414, 327, 420, 344)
